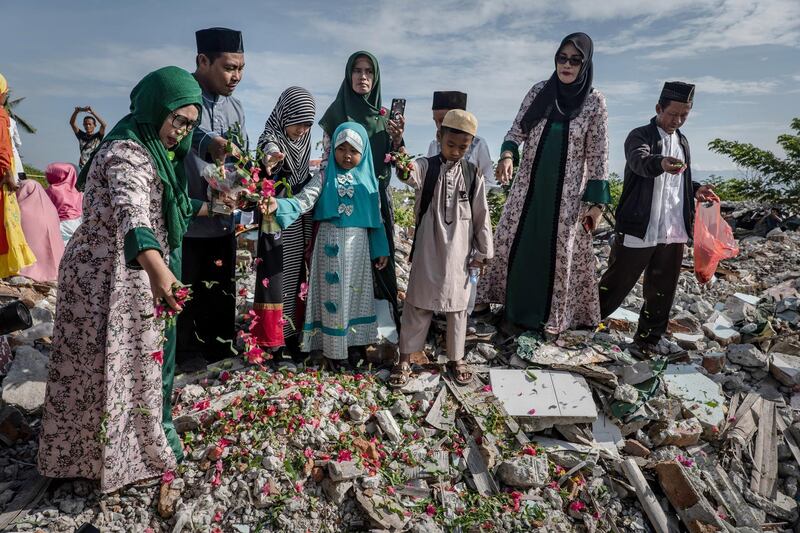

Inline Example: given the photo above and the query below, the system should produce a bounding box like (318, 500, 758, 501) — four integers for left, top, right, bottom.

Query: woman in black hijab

(475, 33, 611, 337)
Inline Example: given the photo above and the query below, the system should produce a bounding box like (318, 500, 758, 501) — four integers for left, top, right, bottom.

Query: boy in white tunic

(391, 110, 493, 386)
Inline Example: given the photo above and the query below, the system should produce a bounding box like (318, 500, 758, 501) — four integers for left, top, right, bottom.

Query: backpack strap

(460, 159, 477, 203)
(409, 156, 443, 262)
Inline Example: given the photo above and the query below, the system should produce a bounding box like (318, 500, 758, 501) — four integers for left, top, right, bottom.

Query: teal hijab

(314, 122, 382, 229)
(77, 66, 202, 249)
(319, 51, 391, 180)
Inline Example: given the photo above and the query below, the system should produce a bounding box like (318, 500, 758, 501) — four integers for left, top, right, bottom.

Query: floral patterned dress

(477, 81, 609, 334)
(38, 140, 176, 493)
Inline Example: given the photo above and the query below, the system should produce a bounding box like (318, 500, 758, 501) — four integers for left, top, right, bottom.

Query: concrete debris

(4, 203, 800, 532)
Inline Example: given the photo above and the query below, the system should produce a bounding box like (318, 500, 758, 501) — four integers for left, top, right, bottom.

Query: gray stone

(375, 410, 402, 442)
(390, 398, 413, 419)
(779, 462, 800, 479)
(328, 460, 363, 481)
(496, 455, 549, 488)
(613, 383, 639, 404)
(726, 343, 768, 368)
(12, 322, 54, 344)
(771, 352, 800, 386)
(29, 302, 54, 324)
(58, 497, 85, 515)
(261, 456, 282, 471)
(347, 404, 368, 423)
(321, 479, 353, 505)
(361, 475, 381, 489)
(1, 345, 48, 413)
(476, 343, 498, 361)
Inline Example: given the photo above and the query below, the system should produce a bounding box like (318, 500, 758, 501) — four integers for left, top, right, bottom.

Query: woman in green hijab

(319, 51, 405, 347)
(38, 67, 208, 493)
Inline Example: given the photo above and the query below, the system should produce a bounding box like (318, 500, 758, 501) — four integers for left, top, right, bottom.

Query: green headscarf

(319, 51, 391, 179)
(77, 66, 202, 249)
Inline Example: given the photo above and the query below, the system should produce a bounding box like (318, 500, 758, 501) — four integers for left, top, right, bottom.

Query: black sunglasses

(556, 54, 584, 67)
(170, 112, 200, 132)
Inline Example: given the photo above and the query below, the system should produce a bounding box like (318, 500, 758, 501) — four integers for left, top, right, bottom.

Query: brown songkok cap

(660, 81, 695, 103)
(196, 27, 244, 54)
(432, 91, 467, 111)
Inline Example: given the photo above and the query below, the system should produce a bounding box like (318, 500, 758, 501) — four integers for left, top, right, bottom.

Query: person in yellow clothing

(0, 73, 35, 277)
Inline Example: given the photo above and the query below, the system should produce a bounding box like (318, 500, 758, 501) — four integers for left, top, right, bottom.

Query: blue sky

(3, 0, 799, 181)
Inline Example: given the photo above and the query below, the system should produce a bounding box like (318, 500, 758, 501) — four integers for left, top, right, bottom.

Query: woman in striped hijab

(253, 86, 316, 354)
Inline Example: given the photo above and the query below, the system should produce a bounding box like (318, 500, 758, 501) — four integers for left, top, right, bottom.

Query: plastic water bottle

(467, 268, 479, 314)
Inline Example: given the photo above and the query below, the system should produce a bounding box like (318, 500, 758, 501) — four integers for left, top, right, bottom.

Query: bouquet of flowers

(384, 151, 415, 181)
(202, 123, 293, 234)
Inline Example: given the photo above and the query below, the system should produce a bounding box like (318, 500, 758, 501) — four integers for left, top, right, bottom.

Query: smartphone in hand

(390, 98, 406, 121)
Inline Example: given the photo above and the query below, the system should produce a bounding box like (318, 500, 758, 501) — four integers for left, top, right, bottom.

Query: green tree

(3, 91, 37, 134)
(708, 117, 799, 207)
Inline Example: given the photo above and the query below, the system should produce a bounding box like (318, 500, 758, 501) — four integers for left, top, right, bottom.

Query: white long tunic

(623, 126, 688, 248)
(402, 158, 493, 312)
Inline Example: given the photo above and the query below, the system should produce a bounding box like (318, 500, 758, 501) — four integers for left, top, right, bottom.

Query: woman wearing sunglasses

(475, 33, 610, 338)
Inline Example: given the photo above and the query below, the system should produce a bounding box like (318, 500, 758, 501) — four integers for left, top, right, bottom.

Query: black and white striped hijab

(257, 86, 316, 186)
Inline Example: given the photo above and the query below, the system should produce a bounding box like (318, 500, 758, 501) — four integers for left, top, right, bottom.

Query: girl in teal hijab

(266, 122, 389, 364)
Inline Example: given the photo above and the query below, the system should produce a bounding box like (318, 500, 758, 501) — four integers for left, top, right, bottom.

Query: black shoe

(347, 346, 366, 369)
(176, 353, 209, 374)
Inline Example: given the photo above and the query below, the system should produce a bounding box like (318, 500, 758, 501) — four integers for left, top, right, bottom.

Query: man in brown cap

(599, 81, 719, 356)
(391, 110, 493, 387)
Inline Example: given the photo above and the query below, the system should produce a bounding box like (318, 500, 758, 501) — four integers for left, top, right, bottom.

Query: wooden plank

(751, 400, 778, 498)
(778, 416, 800, 467)
(726, 397, 761, 448)
(425, 386, 455, 431)
(621, 458, 670, 533)
(456, 419, 498, 496)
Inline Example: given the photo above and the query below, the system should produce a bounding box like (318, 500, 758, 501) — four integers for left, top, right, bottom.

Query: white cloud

(684, 76, 779, 95)
(599, 0, 800, 57)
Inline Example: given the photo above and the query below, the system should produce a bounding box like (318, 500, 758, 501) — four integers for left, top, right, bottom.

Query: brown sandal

(389, 360, 411, 389)
(446, 360, 474, 386)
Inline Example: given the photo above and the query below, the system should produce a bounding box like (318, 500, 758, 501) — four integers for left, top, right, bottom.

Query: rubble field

(1, 201, 800, 532)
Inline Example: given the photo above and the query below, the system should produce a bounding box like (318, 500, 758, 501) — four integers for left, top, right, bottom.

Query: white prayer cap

(334, 128, 364, 154)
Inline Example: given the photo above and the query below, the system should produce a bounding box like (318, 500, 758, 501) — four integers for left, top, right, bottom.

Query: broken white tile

(489, 369, 597, 430)
(608, 308, 640, 323)
(662, 364, 725, 429)
(592, 414, 623, 459)
(733, 292, 761, 306)
(673, 332, 705, 344)
(702, 312, 741, 346)
(400, 372, 440, 394)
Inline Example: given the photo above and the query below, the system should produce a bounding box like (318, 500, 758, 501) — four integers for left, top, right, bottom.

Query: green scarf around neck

(77, 66, 202, 249)
(319, 51, 391, 180)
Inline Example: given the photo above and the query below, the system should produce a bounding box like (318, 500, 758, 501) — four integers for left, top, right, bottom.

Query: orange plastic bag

(693, 201, 738, 284)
